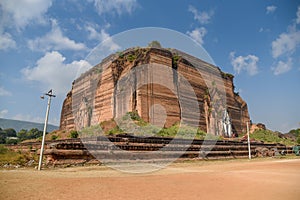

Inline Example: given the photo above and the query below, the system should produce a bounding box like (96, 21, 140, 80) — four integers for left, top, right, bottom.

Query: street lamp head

(45, 89, 56, 98)
(40, 90, 56, 101)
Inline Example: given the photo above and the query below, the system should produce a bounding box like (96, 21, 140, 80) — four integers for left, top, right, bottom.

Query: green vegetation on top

(98, 111, 220, 140)
(248, 129, 298, 146)
(148, 40, 162, 48)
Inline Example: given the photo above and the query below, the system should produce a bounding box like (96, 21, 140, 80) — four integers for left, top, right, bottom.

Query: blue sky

(0, 0, 299, 133)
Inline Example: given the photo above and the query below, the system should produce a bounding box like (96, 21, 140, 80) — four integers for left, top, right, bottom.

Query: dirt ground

(0, 158, 299, 200)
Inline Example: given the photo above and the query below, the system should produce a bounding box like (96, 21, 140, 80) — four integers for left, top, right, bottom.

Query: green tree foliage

(69, 130, 79, 138)
(19, 128, 43, 141)
(0, 127, 44, 144)
(148, 40, 162, 48)
(2, 128, 17, 137)
(17, 129, 28, 140)
(51, 134, 58, 140)
(0, 130, 5, 144)
(27, 128, 43, 139)
(7, 128, 16, 137)
(0, 128, 17, 144)
(288, 128, 300, 144)
(289, 128, 300, 136)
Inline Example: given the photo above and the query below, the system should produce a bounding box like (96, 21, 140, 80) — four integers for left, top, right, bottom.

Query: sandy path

(1, 158, 299, 200)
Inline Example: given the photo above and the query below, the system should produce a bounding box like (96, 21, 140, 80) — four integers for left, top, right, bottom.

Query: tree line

(0, 127, 44, 144)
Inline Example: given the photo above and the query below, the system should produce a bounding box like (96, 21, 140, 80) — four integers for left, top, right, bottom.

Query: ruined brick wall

(59, 91, 74, 131)
(60, 48, 250, 135)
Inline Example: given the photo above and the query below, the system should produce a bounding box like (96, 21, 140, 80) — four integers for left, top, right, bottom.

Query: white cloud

(0, 32, 16, 50)
(266, 5, 277, 14)
(0, 109, 8, 118)
(269, 6, 300, 75)
(187, 27, 207, 45)
(85, 23, 121, 65)
(188, 5, 214, 24)
(21, 51, 92, 95)
(28, 19, 87, 51)
(271, 26, 300, 58)
(230, 52, 259, 76)
(272, 58, 292, 75)
(86, 24, 102, 41)
(86, 24, 121, 51)
(90, 0, 138, 16)
(296, 6, 300, 24)
(0, 87, 12, 96)
(258, 27, 270, 33)
(0, 0, 52, 29)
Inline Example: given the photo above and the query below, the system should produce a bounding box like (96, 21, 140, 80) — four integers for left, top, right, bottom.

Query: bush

(196, 129, 207, 139)
(297, 136, 300, 144)
(5, 138, 18, 144)
(0, 144, 34, 166)
(148, 41, 162, 48)
(250, 129, 295, 145)
(158, 123, 179, 137)
(172, 54, 181, 65)
(107, 126, 123, 135)
(127, 54, 137, 62)
(51, 135, 58, 140)
(69, 130, 79, 138)
(125, 111, 141, 121)
(289, 128, 300, 136)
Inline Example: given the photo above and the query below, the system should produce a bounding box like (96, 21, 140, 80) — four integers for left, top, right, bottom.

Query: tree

(17, 129, 27, 139)
(16, 128, 43, 141)
(0, 128, 17, 144)
(289, 128, 300, 136)
(3, 128, 17, 137)
(0, 128, 5, 144)
(27, 128, 43, 139)
(148, 41, 162, 48)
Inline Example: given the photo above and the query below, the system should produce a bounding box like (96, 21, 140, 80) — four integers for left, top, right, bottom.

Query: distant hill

(0, 118, 58, 132)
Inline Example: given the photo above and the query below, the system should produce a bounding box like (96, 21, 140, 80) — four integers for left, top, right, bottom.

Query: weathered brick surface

(60, 48, 250, 135)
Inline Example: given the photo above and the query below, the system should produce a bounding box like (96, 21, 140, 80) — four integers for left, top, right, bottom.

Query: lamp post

(38, 89, 56, 171)
(247, 121, 251, 160)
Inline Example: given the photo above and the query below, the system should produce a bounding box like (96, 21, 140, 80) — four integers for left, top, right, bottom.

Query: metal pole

(247, 121, 251, 160)
(38, 90, 55, 170)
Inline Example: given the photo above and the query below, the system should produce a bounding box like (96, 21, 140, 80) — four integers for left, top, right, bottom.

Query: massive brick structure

(59, 47, 250, 136)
